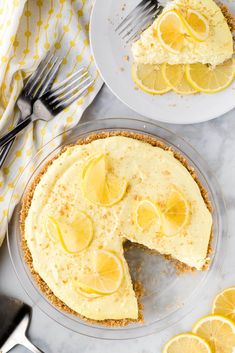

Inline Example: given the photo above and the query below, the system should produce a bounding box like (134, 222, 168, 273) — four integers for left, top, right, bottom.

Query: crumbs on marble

(107, 18, 114, 25)
(121, 3, 126, 11)
(123, 55, 129, 62)
(168, 103, 177, 107)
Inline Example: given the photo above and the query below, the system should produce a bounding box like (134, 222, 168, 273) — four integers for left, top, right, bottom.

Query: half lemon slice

(75, 250, 123, 296)
(82, 154, 127, 206)
(135, 199, 162, 232)
(162, 187, 189, 236)
(46, 212, 93, 254)
(186, 59, 235, 93)
(163, 333, 212, 353)
(132, 63, 171, 95)
(192, 314, 235, 353)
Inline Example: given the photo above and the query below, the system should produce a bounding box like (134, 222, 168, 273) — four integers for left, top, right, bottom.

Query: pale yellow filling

(24, 136, 212, 321)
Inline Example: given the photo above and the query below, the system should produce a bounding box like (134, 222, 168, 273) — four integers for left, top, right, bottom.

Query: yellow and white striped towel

(0, 0, 103, 246)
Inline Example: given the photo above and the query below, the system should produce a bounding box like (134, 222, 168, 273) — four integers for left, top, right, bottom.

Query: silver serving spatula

(0, 295, 43, 353)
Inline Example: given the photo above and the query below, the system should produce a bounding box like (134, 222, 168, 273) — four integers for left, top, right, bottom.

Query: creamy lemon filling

(24, 136, 212, 321)
(132, 0, 233, 66)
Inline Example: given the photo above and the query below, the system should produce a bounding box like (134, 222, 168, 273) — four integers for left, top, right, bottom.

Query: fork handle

(0, 117, 31, 148)
(0, 139, 15, 167)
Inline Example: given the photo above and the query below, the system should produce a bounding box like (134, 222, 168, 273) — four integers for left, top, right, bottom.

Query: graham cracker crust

(20, 131, 213, 326)
(218, 1, 235, 33)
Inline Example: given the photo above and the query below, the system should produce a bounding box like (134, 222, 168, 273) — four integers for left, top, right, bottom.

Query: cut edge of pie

(20, 131, 213, 327)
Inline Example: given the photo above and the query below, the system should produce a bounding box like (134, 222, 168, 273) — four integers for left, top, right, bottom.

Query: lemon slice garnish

(132, 63, 171, 95)
(75, 250, 123, 296)
(192, 314, 235, 353)
(46, 212, 93, 254)
(163, 333, 212, 353)
(74, 283, 102, 299)
(45, 217, 59, 243)
(82, 154, 127, 207)
(156, 9, 209, 53)
(156, 10, 189, 53)
(162, 63, 198, 95)
(162, 187, 189, 236)
(135, 199, 162, 232)
(183, 9, 209, 42)
(212, 287, 235, 321)
(186, 59, 235, 93)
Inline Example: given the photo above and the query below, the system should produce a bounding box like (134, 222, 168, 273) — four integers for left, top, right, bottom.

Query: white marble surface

(1, 84, 235, 352)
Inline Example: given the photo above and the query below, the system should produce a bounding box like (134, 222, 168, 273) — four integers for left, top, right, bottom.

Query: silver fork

(115, 0, 163, 43)
(0, 52, 62, 167)
(0, 68, 93, 147)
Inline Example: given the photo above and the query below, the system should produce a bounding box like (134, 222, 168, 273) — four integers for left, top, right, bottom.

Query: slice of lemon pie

(21, 133, 212, 323)
(131, 0, 235, 94)
(132, 0, 233, 66)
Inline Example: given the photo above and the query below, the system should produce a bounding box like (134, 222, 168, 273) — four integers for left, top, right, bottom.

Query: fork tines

(43, 67, 94, 113)
(24, 52, 62, 99)
(115, 0, 163, 43)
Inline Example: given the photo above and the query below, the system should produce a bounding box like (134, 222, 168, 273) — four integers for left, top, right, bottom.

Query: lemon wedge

(212, 287, 235, 322)
(162, 187, 189, 236)
(186, 59, 235, 93)
(82, 154, 127, 207)
(135, 199, 162, 232)
(75, 250, 123, 296)
(46, 212, 93, 254)
(163, 333, 212, 353)
(192, 314, 235, 353)
(162, 63, 198, 94)
(132, 63, 171, 95)
(183, 9, 209, 42)
(156, 10, 189, 53)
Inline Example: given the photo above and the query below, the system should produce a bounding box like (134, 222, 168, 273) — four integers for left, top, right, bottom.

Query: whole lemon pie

(21, 132, 212, 324)
(131, 0, 235, 94)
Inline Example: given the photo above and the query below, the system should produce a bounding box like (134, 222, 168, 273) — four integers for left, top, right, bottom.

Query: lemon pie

(21, 132, 212, 323)
(131, 0, 235, 95)
(132, 0, 233, 66)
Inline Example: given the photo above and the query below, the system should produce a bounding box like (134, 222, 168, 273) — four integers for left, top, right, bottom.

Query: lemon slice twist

(135, 199, 162, 232)
(162, 187, 189, 236)
(82, 154, 127, 206)
(156, 9, 209, 53)
(46, 212, 93, 254)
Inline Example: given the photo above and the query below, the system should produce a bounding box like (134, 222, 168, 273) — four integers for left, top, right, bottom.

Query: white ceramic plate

(90, 0, 235, 124)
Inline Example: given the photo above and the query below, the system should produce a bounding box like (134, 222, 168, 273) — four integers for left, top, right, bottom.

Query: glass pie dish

(7, 117, 227, 340)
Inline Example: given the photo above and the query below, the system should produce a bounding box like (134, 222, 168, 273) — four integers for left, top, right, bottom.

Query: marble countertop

(1, 85, 235, 352)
